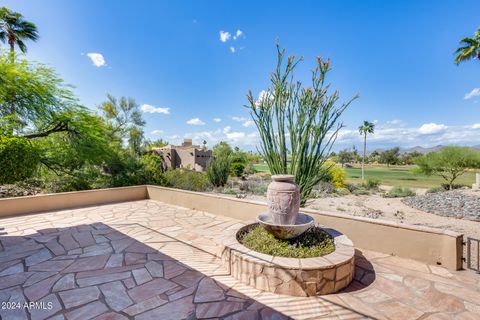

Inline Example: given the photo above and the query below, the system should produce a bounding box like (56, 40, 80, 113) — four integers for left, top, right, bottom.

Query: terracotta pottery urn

(267, 175, 300, 225)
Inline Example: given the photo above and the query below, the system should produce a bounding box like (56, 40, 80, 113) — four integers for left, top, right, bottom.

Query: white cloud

(242, 120, 255, 127)
(229, 46, 236, 53)
(86, 53, 106, 67)
(464, 88, 480, 100)
(186, 117, 205, 126)
(151, 130, 164, 135)
(185, 128, 259, 147)
(141, 104, 170, 114)
(255, 90, 273, 107)
(333, 122, 480, 150)
(418, 123, 448, 135)
(232, 116, 248, 122)
(386, 119, 403, 125)
(213, 118, 222, 123)
(233, 29, 243, 40)
(219, 31, 231, 42)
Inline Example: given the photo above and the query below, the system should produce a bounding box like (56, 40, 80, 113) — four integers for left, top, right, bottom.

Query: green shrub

(363, 178, 380, 190)
(384, 186, 416, 198)
(139, 153, 165, 185)
(251, 184, 268, 195)
(0, 137, 40, 184)
(352, 186, 370, 195)
(230, 162, 245, 177)
(238, 225, 335, 258)
(426, 187, 445, 194)
(163, 169, 208, 192)
(206, 156, 230, 187)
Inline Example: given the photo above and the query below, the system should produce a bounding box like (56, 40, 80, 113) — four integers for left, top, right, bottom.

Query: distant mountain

(368, 144, 480, 155)
(403, 145, 444, 154)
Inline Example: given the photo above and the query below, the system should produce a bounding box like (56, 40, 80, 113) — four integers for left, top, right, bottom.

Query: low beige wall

(146, 185, 463, 270)
(0, 186, 147, 218)
(0, 185, 463, 270)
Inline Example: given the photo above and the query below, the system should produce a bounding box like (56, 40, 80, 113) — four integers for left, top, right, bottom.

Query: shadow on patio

(0, 222, 374, 320)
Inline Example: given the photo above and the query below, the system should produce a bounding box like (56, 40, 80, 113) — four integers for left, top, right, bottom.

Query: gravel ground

(216, 188, 480, 241)
(403, 189, 480, 221)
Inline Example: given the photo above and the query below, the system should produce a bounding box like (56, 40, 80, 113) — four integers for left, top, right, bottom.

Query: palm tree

(454, 28, 480, 65)
(0, 7, 39, 60)
(358, 121, 375, 180)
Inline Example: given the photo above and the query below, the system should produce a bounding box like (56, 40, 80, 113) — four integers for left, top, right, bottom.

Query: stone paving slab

(0, 199, 478, 319)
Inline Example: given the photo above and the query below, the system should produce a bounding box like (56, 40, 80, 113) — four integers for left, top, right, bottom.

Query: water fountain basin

(256, 212, 315, 239)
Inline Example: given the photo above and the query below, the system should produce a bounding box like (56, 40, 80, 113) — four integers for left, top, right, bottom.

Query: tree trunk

(361, 133, 366, 180)
(8, 37, 16, 115)
(8, 37, 15, 63)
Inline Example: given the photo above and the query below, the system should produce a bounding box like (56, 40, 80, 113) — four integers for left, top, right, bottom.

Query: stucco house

(151, 139, 212, 172)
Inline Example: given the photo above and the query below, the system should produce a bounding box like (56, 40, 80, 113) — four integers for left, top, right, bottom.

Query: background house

(151, 139, 212, 172)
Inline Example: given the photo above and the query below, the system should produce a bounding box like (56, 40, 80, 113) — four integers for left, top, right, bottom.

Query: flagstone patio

(0, 200, 479, 320)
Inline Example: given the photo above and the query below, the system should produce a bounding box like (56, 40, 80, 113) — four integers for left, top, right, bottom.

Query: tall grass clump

(247, 43, 357, 205)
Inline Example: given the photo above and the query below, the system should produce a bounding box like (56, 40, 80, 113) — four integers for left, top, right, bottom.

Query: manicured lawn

(253, 163, 477, 189)
(345, 166, 475, 189)
(253, 163, 270, 172)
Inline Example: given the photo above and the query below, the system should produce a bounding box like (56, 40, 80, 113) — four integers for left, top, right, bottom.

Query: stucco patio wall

(0, 185, 147, 217)
(146, 186, 463, 270)
(0, 185, 463, 270)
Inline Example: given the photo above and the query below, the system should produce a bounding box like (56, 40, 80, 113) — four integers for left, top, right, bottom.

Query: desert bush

(352, 186, 370, 195)
(230, 162, 245, 177)
(426, 187, 445, 194)
(311, 181, 336, 198)
(384, 186, 416, 198)
(221, 187, 237, 195)
(0, 137, 40, 184)
(251, 184, 268, 195)
(139, 153, 165, 185)
(323, 160, 346, 188)
(362, 178, 380, 190)
(163, 169, 208, 192)
(440, 183, 467, 190)
(206, 155, 230, 187)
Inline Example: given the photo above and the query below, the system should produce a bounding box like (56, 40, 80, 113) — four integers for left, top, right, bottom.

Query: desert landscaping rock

(403, 190, 480, 221)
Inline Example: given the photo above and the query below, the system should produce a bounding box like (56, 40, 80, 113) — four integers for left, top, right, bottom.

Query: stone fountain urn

(267, 175, 300, 225)
(258, 174, 314, 239)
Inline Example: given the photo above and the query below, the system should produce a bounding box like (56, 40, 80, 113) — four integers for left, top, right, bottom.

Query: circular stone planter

(221, 223, 355, 297)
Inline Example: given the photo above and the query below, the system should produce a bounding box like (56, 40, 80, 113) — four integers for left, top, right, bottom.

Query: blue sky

(3, 0, 480, 150)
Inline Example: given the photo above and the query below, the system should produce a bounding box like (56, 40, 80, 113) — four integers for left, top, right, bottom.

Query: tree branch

(21, 121, 74, 139)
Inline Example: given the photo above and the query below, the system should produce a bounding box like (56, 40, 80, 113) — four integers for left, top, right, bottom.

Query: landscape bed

(222, 222, 355, 296)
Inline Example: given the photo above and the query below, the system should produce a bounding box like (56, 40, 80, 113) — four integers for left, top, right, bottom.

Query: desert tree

(247, 43, 357, 205)
(358, 121, 375, 180)
(415, 146, 480, 190)
(378, 147, 400, 167)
